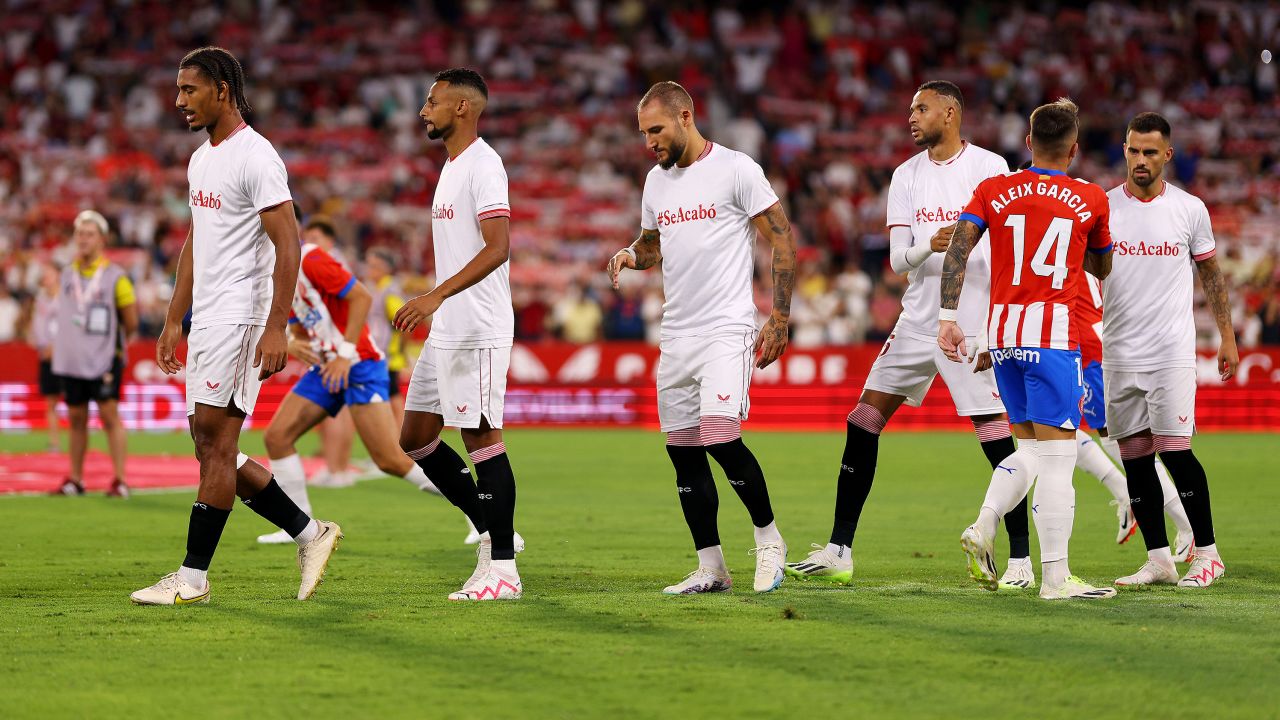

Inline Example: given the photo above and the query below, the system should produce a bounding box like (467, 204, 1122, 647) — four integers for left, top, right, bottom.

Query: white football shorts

(657, 329, 756, 432)
(405, 343, 510, 429)
(185, 324, 267, 417)
(862, 329, 1005, 416)
(1103, 366, 1197, 438)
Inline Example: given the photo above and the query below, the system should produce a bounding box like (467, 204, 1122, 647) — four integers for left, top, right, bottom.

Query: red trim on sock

(1153, 435, 1191, 454)
(848, 403, 886, 434)
(699, 416, 742, 445)
(407, 438, 441, 461)
(973, 418, 1012, 442)
(1118, 436, 1155, 460)
(469, 442, 507, 463)
(666, 427, 702, 447)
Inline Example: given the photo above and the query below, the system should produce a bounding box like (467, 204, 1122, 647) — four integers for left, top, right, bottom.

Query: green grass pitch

(2, 429, 1277, 718)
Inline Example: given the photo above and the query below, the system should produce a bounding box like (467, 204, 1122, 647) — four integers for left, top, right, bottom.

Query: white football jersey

(1102, 181, 1216, 371)
(885, 142, 1009, 339)
(428, 138, 513, 349)
(187, 123, 292, 329)
(640, 142, 778, 339)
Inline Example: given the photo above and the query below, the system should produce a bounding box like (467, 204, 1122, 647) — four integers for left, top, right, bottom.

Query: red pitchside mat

(0, 451, 330, 495)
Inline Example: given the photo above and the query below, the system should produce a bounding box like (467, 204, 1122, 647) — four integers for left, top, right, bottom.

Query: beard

(1131, 168, 1157, 187)
(914, 127, 942, 148)
(427, 126, 445, 140)
(658, 136, 687, 170)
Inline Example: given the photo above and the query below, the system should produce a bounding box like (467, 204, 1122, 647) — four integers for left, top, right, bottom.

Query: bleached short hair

(74, 210, 109, 236)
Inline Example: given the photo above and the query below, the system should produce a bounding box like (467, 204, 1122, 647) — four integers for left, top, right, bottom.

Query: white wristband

(336, 341, 359, 361)
(620, 247, 637, 262)
(938, 308, 958, 322)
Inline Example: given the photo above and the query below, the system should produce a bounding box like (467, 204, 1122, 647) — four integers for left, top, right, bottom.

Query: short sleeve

(114, 275, 136, 308)
(473, 157, 510, 221)
(302, 248, 356, 297)
(640, 176, 658, 231)
(734, 155, 780, 218)
(989, 154, 1011, 178)
(959, 180, 990, 232)
(243, 144, 292, 213)
(1189, 200, 1216, 261)
(1087, 189, 1113, 253)
(885, 165, 911, 228)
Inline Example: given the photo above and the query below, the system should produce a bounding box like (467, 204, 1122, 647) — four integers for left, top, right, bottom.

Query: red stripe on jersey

(477, 208, 511, 220)
(1192, 248, 1216, 262)
(298, 246, 384, 362)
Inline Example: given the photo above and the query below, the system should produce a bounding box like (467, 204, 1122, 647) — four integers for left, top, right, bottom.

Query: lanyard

(72, 260, 105, 313)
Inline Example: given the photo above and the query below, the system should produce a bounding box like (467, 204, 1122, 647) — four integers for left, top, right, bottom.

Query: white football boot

(998, 557, 1036, 591)
(1039, 575, 1117, 600)
(662, 566, 732, 595)
(1115, 559, 1179, 587)
(784, 543, 853, 585)
(449, 568, 522, 601)
(1178, 555, 1226, 588)
(297, 520, 343, 600)
(1113, 500, 1138, 544)
(130, 572, 210, 606)
(1172, 531, 1196, 564)
(257, 529, 293, 545)
(750, 540, 787, 593)
(960, 525, 998, 591)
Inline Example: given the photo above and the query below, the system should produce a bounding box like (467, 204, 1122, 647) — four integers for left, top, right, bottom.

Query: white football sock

(1042, 559, 1069, 588)
(270, 453, 312, 515)
(976, 439, 1038, 538)
(753, 521, 782, 546)
(491, 559, 518, 576)
(178, 565, 207, 589)
(1155, 459, 1194, 536)
(1032, 439, 1077, 575)
(403, 464, 441, 495)
(697, 545, 727, 572)
(1195, 542, 1219, 558)
(824, 542, 850, 559)
(1075, 431, 1127, 503)
(479, 531, 491, 544)
(294, 519, 321, 545)
(1147, 547, 1175, 566)
(1097, 435, 1122, 465)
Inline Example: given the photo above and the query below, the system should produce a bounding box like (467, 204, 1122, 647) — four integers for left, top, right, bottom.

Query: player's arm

(321, 279, 373, 392)
(395, 216, 510, 333)
(257, 201, 301, 380)
(750, 202, 795, 368)
(156, 226, 194, 374)
(1083, 247, 1112, 280)
(1084, 196, 1114, 281)
(938, 219, 981, 363)
(607, 227, 661, 289)
(115, 275, 140, 343)
(1195, 254, 1239, 380)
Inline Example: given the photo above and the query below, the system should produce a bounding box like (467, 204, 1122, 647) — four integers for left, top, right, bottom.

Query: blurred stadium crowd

(1, 0, 1278, 350)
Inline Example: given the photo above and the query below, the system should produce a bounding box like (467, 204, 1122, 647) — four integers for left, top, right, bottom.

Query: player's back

(960, 166, 1112, 350)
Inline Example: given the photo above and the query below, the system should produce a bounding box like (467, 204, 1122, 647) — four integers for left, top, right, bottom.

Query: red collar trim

(930, 140, 968, 166)
(696, 141, 714, 162)
(211, 121, 248, 147)
(1122, 180, 1167, 203)
(449, 137, 481, 162)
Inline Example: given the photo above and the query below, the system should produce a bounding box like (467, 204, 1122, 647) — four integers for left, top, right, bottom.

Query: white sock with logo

(270, 453, 312, 515)
(178, 566, 208, 589)
(824, 543, 850, 559)
(1032, 439, 1078, 587)
(697, 545, 728, 572)
(976, 439, 1038, 538)
(1075, 431, 1127, 503)
(1155, 459, 1194, 537)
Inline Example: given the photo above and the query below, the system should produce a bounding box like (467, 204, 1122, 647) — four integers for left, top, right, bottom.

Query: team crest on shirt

(656, 203, 717, 227)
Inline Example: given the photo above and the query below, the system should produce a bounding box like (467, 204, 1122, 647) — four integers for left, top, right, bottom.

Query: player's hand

(938, 320, 969, 363)
(321, 356, 352, 392)
(930, 223, 957, 253)
(973, 351, 992, 372)
(254, 325, 289, 380)
(156, 322, 183, 375)
(394, 292, 444, 333)
(1218, 335, 1240, 381)
(288, 337, 321, 366)
(754, 312, 789, 369)
(607, 250, 636, 290)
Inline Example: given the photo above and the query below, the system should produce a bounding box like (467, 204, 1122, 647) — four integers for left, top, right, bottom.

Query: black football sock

(1123, 453, 1169, 551)
(980, 437, 1029, 558)
(411, 439, 486, 533)
(473, 448, 517, 560)
(1158, 449, 1215, 547)
(830, 419, 879, 547)
(242, 478, 311, 537)
(667, 444, 721, 550)
(182, 502, 232, 571)
(704, 439, 775, 528)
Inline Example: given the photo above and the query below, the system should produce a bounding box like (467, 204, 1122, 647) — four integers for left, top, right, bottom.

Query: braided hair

(179, 46, 252, 114)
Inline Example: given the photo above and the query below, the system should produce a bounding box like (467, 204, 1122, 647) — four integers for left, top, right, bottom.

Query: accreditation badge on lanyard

(72, 262, 110, 336)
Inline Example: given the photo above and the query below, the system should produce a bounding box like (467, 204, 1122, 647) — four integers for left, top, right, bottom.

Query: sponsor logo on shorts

(991, 347, 1041, 364)
(991, 391, 1000, 399)
(456, 404, 468, 413)
(717, 393, 730, 402)
(1178, 415, 1189, 423)
(206, 381, 221, 390)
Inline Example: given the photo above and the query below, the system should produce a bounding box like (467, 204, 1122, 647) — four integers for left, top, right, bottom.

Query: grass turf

(1, 429, 1277, 719)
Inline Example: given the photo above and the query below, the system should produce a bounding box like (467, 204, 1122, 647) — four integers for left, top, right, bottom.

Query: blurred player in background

(364, 247, 409, 426)
(941, 98, 1117, 600)
(131, 46, 339, 606)
(31, 261, 62, 453)
(1103, 112, 1237, 588)
(254, 236, 456, 544)
(396, 68, 525, 601)
(781, 81, 1017, 587)
(609, 81, 796, 595)
(51, 210, 138, 498)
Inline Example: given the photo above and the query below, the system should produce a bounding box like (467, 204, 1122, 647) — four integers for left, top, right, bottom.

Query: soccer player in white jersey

(782, 81, 1022, 586)
(1103, 112, 1238, 589)
(395, 68, 524, 601)
(132, 47, 341, 605)
(608, 81, 797, 594)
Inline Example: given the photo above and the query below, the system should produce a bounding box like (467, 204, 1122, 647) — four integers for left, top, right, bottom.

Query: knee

(262, 425, 293, 457)
(67, 405, 89, 427)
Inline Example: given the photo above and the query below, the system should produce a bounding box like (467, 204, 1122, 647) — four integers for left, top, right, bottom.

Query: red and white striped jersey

(290, 244, 383, 363)
(1077, 273, 1103, 365)
(958, 167, 1112, 351)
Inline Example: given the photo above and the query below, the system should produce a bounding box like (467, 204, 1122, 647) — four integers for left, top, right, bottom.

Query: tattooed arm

(1195, 254, 1239, 380)
(607, 228, 662, 289)
(937, 220, 980, 363)
(749, 202, 796, 368)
